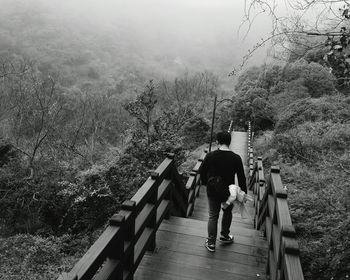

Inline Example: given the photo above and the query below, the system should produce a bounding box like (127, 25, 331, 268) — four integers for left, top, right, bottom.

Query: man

(200, 131, 247, 252)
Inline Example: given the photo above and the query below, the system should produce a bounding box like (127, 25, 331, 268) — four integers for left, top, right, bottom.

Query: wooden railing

(185, 151, 206, 217)
(247, 121, 254, 178)
(58, 152, 206, 280)
(247, 121, 304, 280)
(249, 157, 266, 229)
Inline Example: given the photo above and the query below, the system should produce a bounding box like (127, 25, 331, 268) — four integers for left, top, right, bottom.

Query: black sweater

(200, 150, 247, 196)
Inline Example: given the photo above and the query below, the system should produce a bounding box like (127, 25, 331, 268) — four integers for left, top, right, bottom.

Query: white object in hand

(222, 184, 253, 219)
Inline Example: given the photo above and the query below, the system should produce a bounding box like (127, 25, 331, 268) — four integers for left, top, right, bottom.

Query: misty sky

(1, 0, 286, 89)
(55, 0, 275, 70)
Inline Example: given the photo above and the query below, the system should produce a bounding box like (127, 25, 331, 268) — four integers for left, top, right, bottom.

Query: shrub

(275, 96, 350, 133)
(0, 234, 62, 280)
(0, 233, 96, 280)
(257, 64, 283, 90)
(271, 80, 310, 115)
(228, 95, 276, 132)
(282, 60, 336, 97)
(254, 131, 350, 280)
(321, 123, 350, 151)
(274, 121, 350, 161)
(235, 66, 261, 93)
(57, 180, 117, 233)
(251, 97, 276, 131)
(181, 116, 210, 149)
(0, 158, 69, 235)
(244, 87, 269, 102)
(281, 160, 350, 280)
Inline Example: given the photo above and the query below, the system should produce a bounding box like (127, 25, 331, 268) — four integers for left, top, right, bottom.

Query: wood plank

(192, 202, 255, 221)
(283, 254, 305, 280)
(266, 216, 272, 247)
(268, 194, 275, 222)
(68, 226, 122, 280)
(93, 258, 122, 280)
(142, 246, 265, 277)
(276, 198, 292, 227)
(272, 224, 281, 267)
(156, 200, 170, 226)
(159, 222, 268, 248)
(154, 238, 266, 270)
(135, 204, 154, 236)
(157, 179, 171, 201)
(189, 213, 255, 229)
(134, 227, 153, 266)
(132, 179, 158, 212)
(158, 230, 265, 259)
(156, 229, 268, 258)
(164, 217, 260, 238)
(138, 255, 260, 280)
(269, 249, 277, 280)
(135, 267, 194, 280)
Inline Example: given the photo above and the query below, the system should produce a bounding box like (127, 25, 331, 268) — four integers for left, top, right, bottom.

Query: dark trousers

(207, 197, 233, 244)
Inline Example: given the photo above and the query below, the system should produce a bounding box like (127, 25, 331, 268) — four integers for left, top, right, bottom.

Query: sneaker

(205, 239, 215, 252)
(219, 234, 234, 244)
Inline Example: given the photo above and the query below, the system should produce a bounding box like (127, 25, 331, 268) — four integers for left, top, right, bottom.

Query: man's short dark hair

(216, 131, 231, 146)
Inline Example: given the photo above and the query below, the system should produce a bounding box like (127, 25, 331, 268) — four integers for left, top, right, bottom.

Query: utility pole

(208, 96, 234, 152)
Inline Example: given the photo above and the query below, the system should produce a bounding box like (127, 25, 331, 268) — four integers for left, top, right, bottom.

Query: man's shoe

(219, 235, 234, 244)
(205, 239, 215, 252)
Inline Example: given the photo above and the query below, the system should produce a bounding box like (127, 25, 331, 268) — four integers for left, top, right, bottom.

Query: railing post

(109, 213, 127, 280)
(123, 200, 136, 278)
(148, 172, 159, 252)
(165, 153, 175, 220)
(247, 121, 251, 162)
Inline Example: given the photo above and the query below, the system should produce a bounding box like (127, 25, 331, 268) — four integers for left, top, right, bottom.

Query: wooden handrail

(249, 157, 266, 229)
(247, 121, 254, 177)
(247, 120, 304, 280)
(185, 151, 207, 217)
(58, 152, 206, 280)
(259, 166, 304, 280)
(249, 165, 304, 279)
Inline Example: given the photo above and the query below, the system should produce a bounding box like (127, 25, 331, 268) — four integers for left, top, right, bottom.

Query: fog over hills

(0, 0, 272, 92)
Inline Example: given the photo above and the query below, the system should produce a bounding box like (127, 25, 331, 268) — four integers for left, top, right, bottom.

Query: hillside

(0, 0, 257, 95)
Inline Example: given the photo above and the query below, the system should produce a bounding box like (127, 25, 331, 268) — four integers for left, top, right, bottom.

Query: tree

(241, 0, 350, 89)
(1, 64, 66, 174)
(123, 80, 157, 145)
(0, 56, 30, 121)
(282, 59, 337, 97)
(158, 71, 218, 116)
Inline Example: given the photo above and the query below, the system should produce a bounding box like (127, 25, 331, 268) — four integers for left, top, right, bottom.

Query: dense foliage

(0, 2, 219, 277)
(238, 56, 350, 279)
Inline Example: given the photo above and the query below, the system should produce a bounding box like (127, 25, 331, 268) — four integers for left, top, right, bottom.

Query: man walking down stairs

(134, 131, 267, 280)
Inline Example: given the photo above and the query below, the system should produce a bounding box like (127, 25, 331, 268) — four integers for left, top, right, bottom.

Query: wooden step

(160, 218, 267, 249)
(155, 230, 267, 258)
(136, 257, 263, 280)
(135, 216, 267, 280)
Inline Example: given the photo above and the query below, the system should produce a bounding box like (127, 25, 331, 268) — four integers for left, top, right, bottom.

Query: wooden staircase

(58, 123, 304, 280)
(134, 131, 268, 280)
